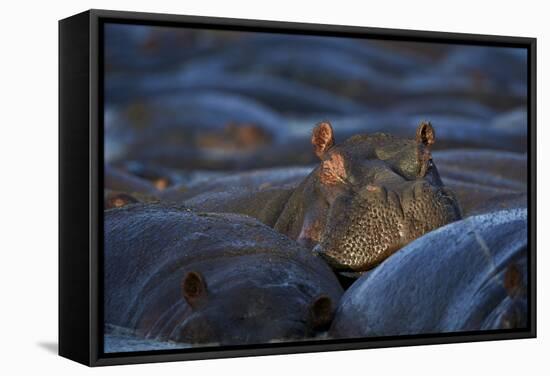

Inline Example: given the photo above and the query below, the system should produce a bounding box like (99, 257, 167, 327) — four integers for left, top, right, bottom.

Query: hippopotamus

(184, 121, 461, 272)
(180, 34, 425, 104)
(330, 208, 528, 337)
(160, 166, 312, 203)
(433, 149, 527, 215)
(106, 69, 369, 116)
(105, 90, 293, 170)
(104, 23, 230, 74)
(435, 150, 527, 191)
(104, 204, 343, 347)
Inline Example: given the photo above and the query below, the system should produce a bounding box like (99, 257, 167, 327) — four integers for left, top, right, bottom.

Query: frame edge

(59, 10, 93, 367)
(61, 8, 537, 367)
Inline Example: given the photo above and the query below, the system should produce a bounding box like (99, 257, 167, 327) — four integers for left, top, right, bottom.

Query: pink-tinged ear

(319, 152, 346, 185)
(309, 295, 333, 330)
(416, 121, 435, 147)
(181, 271, 207, 308)
(312, 121, 335, 158)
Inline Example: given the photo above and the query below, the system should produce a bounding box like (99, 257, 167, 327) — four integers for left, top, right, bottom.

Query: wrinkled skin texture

(330, 208, 528, 337)
(104, 204, 343, 346)
(275, 121, 462, 271)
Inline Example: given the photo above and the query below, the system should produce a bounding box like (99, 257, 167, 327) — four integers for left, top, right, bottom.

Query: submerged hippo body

(105, 91, 291, 170)
(330, 208, 528, 337)
(104, 204, 343, 346)
(434, 149, 527, 215)
(105, 164, 158, 196)
(185, 121, 461, 272)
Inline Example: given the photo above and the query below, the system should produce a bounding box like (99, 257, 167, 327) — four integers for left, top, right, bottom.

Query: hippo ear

(319, 152, 347, 186)
(312, 121, 335, 158)
(104, 192, 138, 209)
(416, 121, 435, 147)
(181, 271, 207, 308)
(309, 295, 333, 330)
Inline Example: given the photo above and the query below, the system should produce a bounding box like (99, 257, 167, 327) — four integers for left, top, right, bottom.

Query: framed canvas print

(59, 9, 536, 366)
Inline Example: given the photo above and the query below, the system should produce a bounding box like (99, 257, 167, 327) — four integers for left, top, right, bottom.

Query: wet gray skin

(329, 208, 528, 337)
(104, 205, 343, 346)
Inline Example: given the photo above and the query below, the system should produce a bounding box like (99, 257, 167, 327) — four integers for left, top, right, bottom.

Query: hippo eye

(427, 159, 434, 169)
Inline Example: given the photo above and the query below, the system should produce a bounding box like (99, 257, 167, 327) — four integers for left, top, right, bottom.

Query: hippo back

(330, 208, 527, 337)
(104, 204, 343, 345)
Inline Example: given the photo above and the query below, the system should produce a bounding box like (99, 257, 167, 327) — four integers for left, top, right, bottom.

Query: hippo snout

(318, 181, 461, 272)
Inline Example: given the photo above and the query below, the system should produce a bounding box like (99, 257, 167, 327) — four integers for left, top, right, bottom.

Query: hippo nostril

(366, 184, 380, 192)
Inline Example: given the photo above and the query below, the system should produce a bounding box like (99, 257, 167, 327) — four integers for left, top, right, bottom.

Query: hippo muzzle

(314, 176, 461, 272)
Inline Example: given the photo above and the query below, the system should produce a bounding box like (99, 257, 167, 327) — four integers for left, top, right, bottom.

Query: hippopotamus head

(168, 271, 334, 345)
(277, 121, 461, 272)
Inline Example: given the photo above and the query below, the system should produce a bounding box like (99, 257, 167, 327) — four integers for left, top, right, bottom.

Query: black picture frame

(59, 8, 537, 367)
